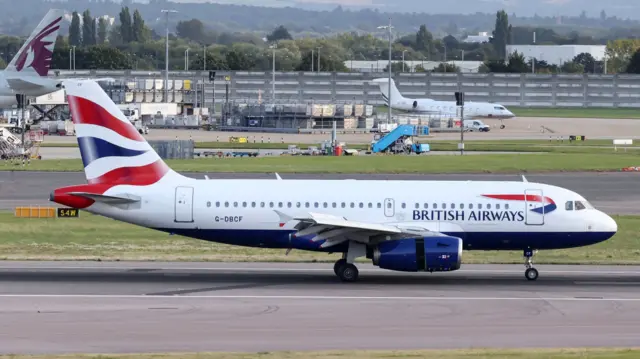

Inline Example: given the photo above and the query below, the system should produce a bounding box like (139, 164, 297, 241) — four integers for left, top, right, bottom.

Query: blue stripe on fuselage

(77, 137, 147, 167)
(151, 228, 615, 252)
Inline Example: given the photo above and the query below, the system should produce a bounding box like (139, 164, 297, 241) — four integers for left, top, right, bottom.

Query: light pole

(402, 50, 407, 72)
(377, 17, 393, 124)
(203, 45, 206, 70)
(71, 46, 76, 71)
(270, 44, 277, 100)
(184, 48, 189, 71)
(316, 46, 322, 72)
(311, 49, 314, 71)
(161, 9, 177, 102)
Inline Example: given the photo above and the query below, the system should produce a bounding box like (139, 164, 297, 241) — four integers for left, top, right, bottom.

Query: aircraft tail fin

(5, 9, 65, 77)
(62, 79, 178, 186)
(371, 77, 406, 106)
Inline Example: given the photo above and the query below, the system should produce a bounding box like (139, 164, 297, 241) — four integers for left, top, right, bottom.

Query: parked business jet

(372, 78, 515, 128)
(50, 80, 617, 282)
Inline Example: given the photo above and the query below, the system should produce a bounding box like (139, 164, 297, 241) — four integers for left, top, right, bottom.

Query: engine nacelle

(371, 236, 462, 272)
(412, 100, 418, 109)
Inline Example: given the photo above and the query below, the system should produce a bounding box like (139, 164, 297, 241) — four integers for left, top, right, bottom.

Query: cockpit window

(494, 106, 505, 110)
(565, 200, 593, 211)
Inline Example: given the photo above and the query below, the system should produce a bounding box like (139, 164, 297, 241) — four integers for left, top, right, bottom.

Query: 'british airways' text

(412, 210, 525, 222)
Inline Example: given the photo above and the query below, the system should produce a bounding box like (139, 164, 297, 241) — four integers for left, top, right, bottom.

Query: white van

(464, 119, 490, 132)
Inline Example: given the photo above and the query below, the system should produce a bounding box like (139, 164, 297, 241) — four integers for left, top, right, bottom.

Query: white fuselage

(391, 97, 515, 119)
(80, 173, 616, 252)
(0, 71, 60, 108)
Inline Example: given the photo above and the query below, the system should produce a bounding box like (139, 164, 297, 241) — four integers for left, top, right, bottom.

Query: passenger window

(459, 203, 464, 209)
(415, 203, 420, 209)
(351, 203, 356, 208)
(278, 202, 283, 208)
(368, 203, 372, 208)
(314, 202, 319, 208)
(433, 203, 437, 208)
(296, 202, 301, 208)
(242, 202, 247, 207)
(401, 203, 406, 209)
(305, 202, 310, 208)
(487, 204, 491, 209)
(359, 203, 364, 208)
(478, 203, 482, 209)
(207, 201, 211, 207)
(287, 202, 292, 208)
(496, 204, 500, 210)
(424, 203, 428, 209)
(322, 202, 326, 208)
(233, 202, 238, 207)
(260, 202, 265, 207)
(450, 203, 455, 209)
(505, 204, 509, 210)
(269, 202, 274, 207)
(377, 203, 382, 208)
(216, 202, 220, 207)
(469, 203, 473, 209)
(341, 202, 346, 208)
(224, 202, 229, 207)
(565, 201, 574, 211)
(332, 202, 337, 208)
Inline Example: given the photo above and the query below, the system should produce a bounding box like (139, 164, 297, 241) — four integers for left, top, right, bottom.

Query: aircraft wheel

(500, 124, 506, 129)
(333, 258, 346, 275)
(336, 263, 359, 282)
(525, 267, 539, 281)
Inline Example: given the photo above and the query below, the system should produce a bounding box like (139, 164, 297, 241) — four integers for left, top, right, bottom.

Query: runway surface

(1, 261, 640, 354)
(1, 171, 638, 214)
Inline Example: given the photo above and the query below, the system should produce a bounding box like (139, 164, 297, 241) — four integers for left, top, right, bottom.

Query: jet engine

(369, 236, 462, 272)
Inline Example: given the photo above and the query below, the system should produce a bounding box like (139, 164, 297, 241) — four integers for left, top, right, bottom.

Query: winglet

(522, 175, 528, 183)
(274, 209, 293, 227)
(275, 173, 282, 180)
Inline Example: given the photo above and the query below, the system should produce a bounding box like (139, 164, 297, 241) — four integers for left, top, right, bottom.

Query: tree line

(2, 7, 640, 74)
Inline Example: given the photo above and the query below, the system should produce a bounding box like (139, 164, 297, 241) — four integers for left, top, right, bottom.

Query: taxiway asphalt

(1, 171, 638, 214)
(0, 262, 639, 354)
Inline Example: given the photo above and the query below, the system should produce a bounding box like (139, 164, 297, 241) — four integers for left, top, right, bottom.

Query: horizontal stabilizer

(67, 192, 141, 205)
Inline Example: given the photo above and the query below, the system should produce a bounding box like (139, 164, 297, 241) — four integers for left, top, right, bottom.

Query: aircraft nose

(603, 213, 618, 233)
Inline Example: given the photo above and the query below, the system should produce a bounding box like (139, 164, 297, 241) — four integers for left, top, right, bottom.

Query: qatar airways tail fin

(62, 79, 178, 186)
(5, 9, 65, 77)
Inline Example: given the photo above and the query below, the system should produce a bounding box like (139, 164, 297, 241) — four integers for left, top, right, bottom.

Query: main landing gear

(333, 241, 366, 282)
(334, 257, 359, 282)
(524, 248, 539, 281)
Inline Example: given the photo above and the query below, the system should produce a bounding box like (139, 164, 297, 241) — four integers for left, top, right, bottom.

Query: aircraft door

(174, 186, 194, 223)
(524, 189, 544, 225)
(383, 198, 395, 217)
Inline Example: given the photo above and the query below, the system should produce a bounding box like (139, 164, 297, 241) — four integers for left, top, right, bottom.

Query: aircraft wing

(275, 210, 447, 248)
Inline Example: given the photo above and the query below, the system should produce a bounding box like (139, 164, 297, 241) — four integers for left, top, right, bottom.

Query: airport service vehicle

(50, 80, 617, 283)
(464, 119, 490, 132)
(372, 78, 515, 128)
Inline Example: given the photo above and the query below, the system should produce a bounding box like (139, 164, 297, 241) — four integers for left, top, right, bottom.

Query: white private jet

(0, 9, 113, 108)
(372, 77, 515, 128)
(50, 80, 617, 283)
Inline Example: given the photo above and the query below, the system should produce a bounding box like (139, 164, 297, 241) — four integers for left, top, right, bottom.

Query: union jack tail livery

(6, 9, 64, 77)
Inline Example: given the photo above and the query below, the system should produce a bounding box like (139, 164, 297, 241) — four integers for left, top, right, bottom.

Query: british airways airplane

(50, 80, 618, 282)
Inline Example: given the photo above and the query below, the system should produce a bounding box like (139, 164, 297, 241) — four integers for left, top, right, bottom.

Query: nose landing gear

(524, 249, 538, 281)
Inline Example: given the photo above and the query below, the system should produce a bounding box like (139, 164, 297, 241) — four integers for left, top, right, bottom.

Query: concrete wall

(52, 70, 640, 108)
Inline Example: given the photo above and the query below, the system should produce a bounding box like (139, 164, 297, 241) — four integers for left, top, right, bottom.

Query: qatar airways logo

(412, 210, 525, 222)
(15, 16, 62, 76)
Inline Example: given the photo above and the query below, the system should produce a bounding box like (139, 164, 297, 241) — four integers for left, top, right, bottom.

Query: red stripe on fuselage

(67, 95, 145, 142)
(482, 194, 554, 204)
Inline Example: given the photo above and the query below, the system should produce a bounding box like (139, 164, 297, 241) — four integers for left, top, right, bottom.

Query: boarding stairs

(371, 124, 428, 154)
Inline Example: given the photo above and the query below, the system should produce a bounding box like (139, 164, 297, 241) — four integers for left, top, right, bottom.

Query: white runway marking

(0, 294, 639, 302)
(2, 265, 640, 275)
